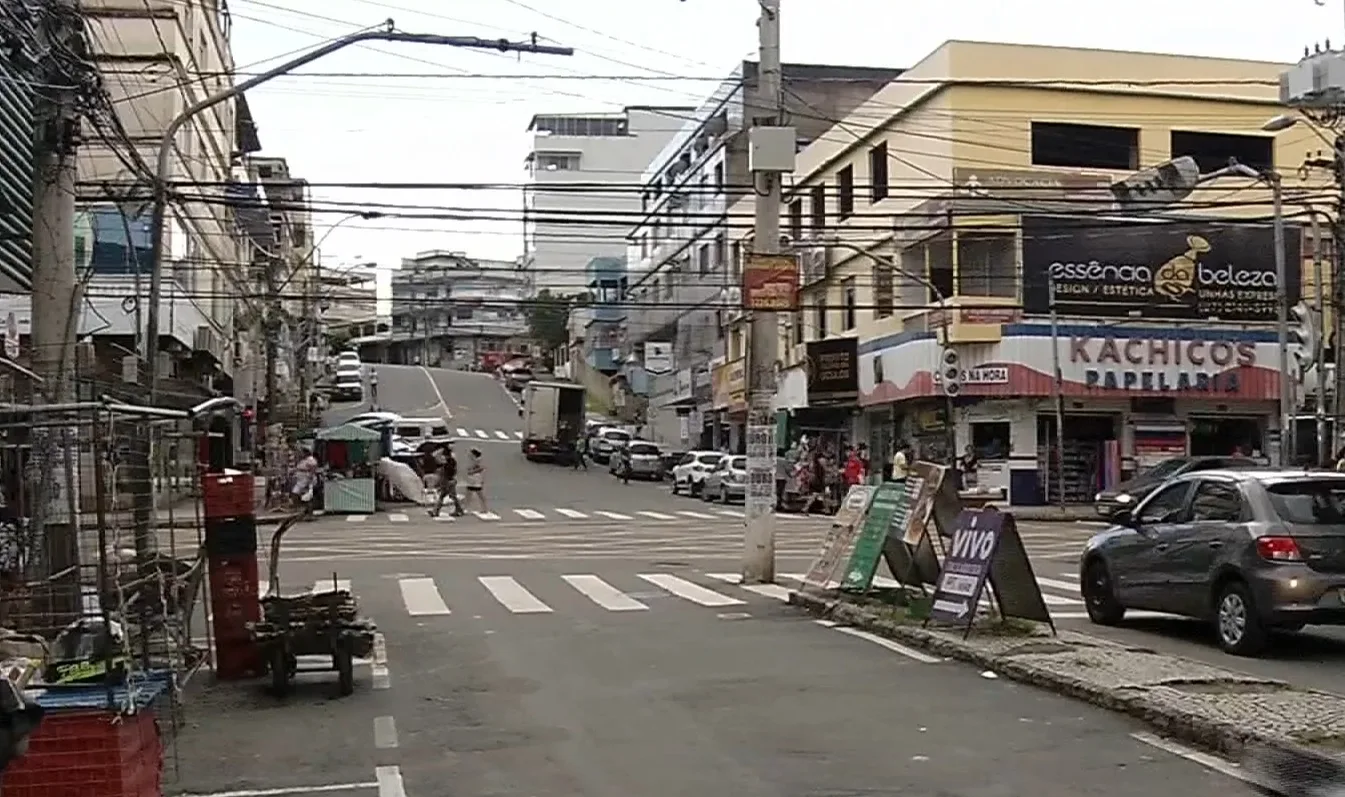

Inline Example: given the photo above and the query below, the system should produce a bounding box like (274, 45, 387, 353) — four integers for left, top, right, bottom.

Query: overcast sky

(230, 0, 1342, 285)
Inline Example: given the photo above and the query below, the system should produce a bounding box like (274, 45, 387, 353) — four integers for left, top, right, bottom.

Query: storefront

(710, 358, 747, 453)
(859, 325, 1285, 506)
(785, 338, 860, 455)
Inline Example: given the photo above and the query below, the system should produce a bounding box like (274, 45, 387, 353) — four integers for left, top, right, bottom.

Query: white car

(589, 427, 631, 464)
(671, 451, 725, 497)
(348, 411, 401, 428)
(390, 417, 453, 454)
(336, 350, 361, 366)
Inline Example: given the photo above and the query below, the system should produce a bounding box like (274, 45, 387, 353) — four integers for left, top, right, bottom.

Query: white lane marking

(677, 510, 715, 519)
(494, 430, 510, 439)
(474, 511, 501, 520)
(474, 429, 489, 438)
(373, 715, 399, 749)
(457, 427, 469, 436)
(515, 508, 546, 520)
(717, 509, 743, 517)
(1129, 732, 1247, 782)
(387, 512, 409, 523)
(704, 572, 791, 601)
(418, 366, 452, 418)
(514, 431, 524, 439)
(638, 573, 745, 607)
(178, 783, 381, 797)
(371, 632, 390, 689)
(1051, 609, 1175, 620)
(1038, 576, 1083, 592)
(825, 622, 942, 663)
(555, 508, 587, 519)
(1039, 592, 1084, 606)
(637, 511, 677, 520)
(562, 574, 649, 611)
(398, 577, 451, 616)
(346, 515, 366, 523)
(376, 765, 407, 797)
(311, 579, 351, 595)
(478, 576, 553, 613)
(594, 511, 632, 520)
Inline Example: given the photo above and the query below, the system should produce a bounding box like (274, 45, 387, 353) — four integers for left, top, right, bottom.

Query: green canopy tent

(315, 424, 382, 513)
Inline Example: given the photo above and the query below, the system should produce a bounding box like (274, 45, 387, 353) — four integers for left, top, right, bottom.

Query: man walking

(428, 443, 464, 518)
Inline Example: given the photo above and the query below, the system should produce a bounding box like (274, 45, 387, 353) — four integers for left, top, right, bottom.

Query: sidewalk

(789, 589, 1345, 765)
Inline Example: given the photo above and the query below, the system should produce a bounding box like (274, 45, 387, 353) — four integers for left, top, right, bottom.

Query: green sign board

(840, 481, 909, 591)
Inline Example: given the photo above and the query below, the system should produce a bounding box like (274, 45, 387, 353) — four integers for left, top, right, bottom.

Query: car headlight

(1095, 492, 1104, 502)
(1115, 493, 1133, 504)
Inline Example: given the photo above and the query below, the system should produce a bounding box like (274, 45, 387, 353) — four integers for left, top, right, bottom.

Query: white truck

(521, 380, 586, 462)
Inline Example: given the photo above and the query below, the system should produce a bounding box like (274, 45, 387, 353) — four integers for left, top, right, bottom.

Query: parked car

(670, 451, 724, 497)
(1080, 469, 1345, 656)
(332, 368, 363, 402)
(1094, 456, 1259, 519)
(589, 427, 632, 464)
(348, 411, 401, 428)
(390, 417, 453, 455)
(702, 455, 747, 503)
(660, 449, 686, 480)
(608, 441, 664, 480)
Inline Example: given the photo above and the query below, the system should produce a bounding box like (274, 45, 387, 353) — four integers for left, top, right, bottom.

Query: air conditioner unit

(193, 325, 216, 355)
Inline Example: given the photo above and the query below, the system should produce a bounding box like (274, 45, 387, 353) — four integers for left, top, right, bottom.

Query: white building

(523, 107, 692, 294)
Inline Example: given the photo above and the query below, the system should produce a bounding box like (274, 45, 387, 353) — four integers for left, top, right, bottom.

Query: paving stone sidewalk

(789, 589, 1345, 765)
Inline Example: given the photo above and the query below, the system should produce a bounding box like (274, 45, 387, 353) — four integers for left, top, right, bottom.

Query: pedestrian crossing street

(328, 507, 816, 524)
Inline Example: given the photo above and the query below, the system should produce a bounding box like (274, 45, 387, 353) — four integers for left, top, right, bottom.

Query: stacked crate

(202, 473, 262, 680)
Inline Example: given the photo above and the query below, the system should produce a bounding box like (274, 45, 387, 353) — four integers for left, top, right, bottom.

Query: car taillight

(1256, 536, 1302, 562)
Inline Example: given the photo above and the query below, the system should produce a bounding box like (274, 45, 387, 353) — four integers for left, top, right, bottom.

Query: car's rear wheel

(1082, 559, 1125, 625)
(1214, 579, 1269, 656)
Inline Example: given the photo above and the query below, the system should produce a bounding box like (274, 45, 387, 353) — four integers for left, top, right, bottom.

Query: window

(1136, 482, 1191, 524)
(814, 302, 827, 338)
(697, 175, 709, 208)
(955, 232, 1016, 298)
(714, 232, 726, 271)
(926, 234, 954, 305)
(713, 162, 724, 191)
(872, 264, 893, 319)
(869, 142, 889, 202)
(1171, 130, 1273, 175)
(698, 243, 711, 275)
(535, 152, 581, 171)
(836, 166, 854, 219)
(1030, 121, 1138, 171)
(841, 277, 857, 330)
(730, 240, 741, 279)
(971, 422, 1010, 459)
(788, 199, 803, 242)
(809, 184, 826, 231)
(1267, 480, 1345, 524)
(792, 309, 803, 344)
(1189, 481, 1245, 522)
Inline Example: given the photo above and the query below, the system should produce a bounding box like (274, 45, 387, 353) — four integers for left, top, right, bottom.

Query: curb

(787, 589, 1336, 770)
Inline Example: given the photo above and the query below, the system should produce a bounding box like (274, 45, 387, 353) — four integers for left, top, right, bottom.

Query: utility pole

(742, 0, 786, 585)
(30, 0, 85, 614)
(263, 253, 281, 450)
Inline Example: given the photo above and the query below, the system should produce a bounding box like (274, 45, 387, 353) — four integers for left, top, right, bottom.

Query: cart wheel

(270, 646, 290, 697)
(335, 642, 355, 697)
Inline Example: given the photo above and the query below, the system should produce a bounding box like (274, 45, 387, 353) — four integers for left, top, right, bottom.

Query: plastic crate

(208, 555, 264, 680)
(205, 515, 258, 556)
(1, 710, 162, 797)
(202, 473, 256, 520)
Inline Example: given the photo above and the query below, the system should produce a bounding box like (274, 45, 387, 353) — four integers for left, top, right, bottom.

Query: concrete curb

(787, 589, 1336, 769)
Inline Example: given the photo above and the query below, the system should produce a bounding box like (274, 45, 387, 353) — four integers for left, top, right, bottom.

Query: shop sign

(742, 252, 799, 310)
(1069, 335, 1256, 393)
(806, 338, 858, 402)
(963, 366, 1009, 385)
(673, 368, 693, 402)
(1021, 216, 1301, 322)
(712, 359, 747, 412)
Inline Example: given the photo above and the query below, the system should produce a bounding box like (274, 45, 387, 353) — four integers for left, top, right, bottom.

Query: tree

(526, 289, 587, 353)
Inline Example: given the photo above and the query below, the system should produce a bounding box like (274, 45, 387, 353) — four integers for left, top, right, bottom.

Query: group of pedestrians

(421, 441, 488, 518)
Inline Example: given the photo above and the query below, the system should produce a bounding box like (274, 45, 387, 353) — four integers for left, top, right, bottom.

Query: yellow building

(725, 40, 1328, 506)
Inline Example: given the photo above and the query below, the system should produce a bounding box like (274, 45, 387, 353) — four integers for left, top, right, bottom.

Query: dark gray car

(1081, 469, 1345, 656)
(1093, 455, 1259, 519)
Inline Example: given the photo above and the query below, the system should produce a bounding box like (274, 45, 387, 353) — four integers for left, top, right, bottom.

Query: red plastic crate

(1, 710, 162, 797)
(208, 554, 263, 680)
(202, 473, 255, 520)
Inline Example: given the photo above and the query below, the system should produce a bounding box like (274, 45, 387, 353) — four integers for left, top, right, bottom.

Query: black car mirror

(1108, 506, 1135, 526)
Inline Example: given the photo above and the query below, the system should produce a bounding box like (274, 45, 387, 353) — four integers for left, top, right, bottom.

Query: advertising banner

(805, 338, 858, 403)
(742, 252, 800, 310)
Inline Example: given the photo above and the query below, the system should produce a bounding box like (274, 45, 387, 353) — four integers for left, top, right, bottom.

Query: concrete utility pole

(742, 0, 784, 585)
(30, 0, 86, 607)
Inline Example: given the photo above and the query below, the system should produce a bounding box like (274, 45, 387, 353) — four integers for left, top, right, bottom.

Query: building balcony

(587, 303, 626, 324)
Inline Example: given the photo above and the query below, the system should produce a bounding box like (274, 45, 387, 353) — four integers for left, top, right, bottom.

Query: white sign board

(644, 342, 673, 375)
(4, 312, 18, 359)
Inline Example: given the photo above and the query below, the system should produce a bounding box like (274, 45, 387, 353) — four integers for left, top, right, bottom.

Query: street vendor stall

(315, 424, 380, 514)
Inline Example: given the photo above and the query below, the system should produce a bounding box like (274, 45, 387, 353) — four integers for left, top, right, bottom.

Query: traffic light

(1290, 300, 1320, 372)
(940, 348, 962, 397)
(0, 677, 42, 772)
(1110, 156, 1200, 211)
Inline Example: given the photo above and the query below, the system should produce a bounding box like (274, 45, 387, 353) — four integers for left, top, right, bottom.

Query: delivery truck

(521, 380, 586, 462)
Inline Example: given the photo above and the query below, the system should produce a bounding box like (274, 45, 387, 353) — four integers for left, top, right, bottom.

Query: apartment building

(726, 40, 1319, 504)
(390, 251, 531, 369)
(523, 107, 692, 294)
(624, 61, 903, 450)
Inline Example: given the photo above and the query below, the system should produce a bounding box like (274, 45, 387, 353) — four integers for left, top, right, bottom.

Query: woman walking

(463, 448, 488, 513)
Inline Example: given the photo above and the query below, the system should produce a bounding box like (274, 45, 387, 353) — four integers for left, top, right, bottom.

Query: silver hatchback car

(1081, 469, 1345, 656)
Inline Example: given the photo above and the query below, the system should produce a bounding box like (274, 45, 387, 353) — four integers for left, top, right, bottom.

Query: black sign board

(806, 338, 858, 402)
(925, 508, 1054, 635)
(1020, 215, 1302, 322)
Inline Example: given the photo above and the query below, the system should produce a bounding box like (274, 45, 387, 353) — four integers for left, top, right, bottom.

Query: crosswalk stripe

(515, 509, 545, 520)
(474, 429, 489, 439)
(705, 572, 793, 601)
(456, 428, 468, 436)
(637, 573, 745, 607)
(387, 512, 409, 523)
(474, 511, 501, 520)
(637, 511, 676, 520)
(399, 578, 451, 616)
(1039, 592, 1084, 606)
(677, 510, 715, 519)
(346, 515, 367, 522)
(1037, 576, 1082, 592)
(594, 511, 632, 520)
(562, 575, 648, 611)
(717, 509, 743, 517)
(514, 431, 524, 439)
(494, 430, 510, 439)
(312, 578, 351, 595)
(555, 508, 588, 519)
(478, 576, 552, 613)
